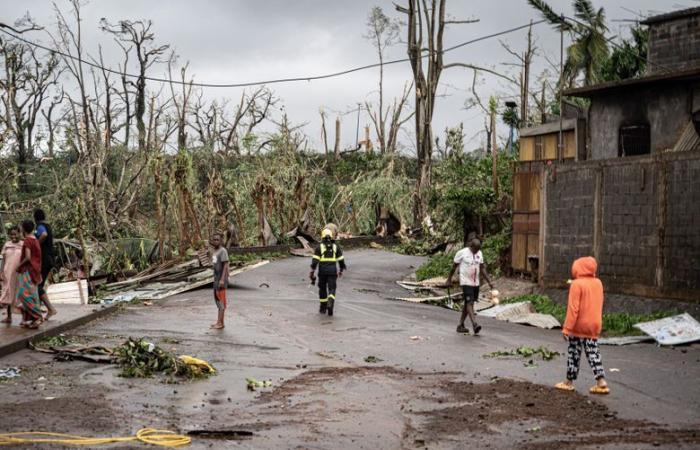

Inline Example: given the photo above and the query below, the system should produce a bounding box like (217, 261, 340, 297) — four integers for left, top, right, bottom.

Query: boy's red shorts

(214, 289, 227, 311)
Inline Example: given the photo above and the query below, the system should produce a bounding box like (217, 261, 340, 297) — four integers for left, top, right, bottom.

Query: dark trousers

(566, 337, 606, 381)
(318, 274, 337, 303)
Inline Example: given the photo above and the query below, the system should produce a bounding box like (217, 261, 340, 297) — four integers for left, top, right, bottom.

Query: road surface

(0, 249, 698, 449)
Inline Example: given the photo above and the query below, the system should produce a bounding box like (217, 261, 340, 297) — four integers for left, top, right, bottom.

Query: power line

(0, 19, 546, 89)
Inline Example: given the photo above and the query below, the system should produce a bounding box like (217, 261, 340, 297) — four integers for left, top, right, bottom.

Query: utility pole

(491, 105, 499, 198)
(355, 103, 361, 147)
(558, 14, 564, 163)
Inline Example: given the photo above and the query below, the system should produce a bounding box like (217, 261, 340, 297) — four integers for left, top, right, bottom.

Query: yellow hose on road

(0, 428, 190, 447)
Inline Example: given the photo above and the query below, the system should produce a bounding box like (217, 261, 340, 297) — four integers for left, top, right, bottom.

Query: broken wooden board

(633, 313, 700, 346)
(103, 260, 269, 303)
(46, 279, 88, 305)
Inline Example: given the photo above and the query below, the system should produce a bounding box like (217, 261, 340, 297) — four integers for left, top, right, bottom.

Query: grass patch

(503, 294, 678, 336)
(415, 252, 455, 281)
(228, 251, 287, 265)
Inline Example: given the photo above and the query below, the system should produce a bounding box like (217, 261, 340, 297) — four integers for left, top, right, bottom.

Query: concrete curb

(0, 303, 121, 359)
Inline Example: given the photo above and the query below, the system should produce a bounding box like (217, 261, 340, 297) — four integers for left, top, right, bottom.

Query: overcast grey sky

(2, 0, 684, 153)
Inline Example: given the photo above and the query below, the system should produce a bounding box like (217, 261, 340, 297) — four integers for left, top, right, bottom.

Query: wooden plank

(526, 233, 540, 270)
(564, 130, 577, 159)
(529, 171, 541, 211)
(512, 233, 528, 271)
(544, 134, 558, 160)
(513, 173, 530, 211)
(520, 137, 535, 161)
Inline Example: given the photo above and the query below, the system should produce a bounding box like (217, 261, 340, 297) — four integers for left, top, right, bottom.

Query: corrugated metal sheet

(671, 120, 700, 152)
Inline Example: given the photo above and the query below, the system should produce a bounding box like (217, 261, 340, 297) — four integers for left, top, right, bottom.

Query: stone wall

(542, 152, 700, 301)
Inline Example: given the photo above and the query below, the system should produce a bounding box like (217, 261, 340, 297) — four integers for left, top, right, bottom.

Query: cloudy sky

(2, 0, 684, 154)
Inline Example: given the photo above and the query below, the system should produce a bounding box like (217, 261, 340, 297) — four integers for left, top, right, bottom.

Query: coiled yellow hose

(0, 428, 191, 447)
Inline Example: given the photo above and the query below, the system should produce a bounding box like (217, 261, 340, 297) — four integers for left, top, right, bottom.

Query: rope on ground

(0, 428, 191, 447)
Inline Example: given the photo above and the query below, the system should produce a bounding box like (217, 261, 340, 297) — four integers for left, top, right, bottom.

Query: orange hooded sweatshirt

(563, 257, 604, 339)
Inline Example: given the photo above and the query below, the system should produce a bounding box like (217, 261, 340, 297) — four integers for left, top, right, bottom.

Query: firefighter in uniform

(309, 228, 346, 316)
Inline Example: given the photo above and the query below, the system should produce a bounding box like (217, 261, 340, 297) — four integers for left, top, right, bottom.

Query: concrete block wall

(543, 152, 700, 301)
(664, 158, 700, 291)
(598, 164, 658, 288)
(543, 167, 595, 282)
(647, 13, 700, 75)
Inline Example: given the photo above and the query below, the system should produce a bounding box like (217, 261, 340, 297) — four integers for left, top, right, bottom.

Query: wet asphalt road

(1, 249, 699, 449)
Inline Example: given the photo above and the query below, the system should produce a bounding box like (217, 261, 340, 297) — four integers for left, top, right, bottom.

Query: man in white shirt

(447, 238, 493, 335)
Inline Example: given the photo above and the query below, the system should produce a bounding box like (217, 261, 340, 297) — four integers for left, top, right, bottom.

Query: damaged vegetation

(114, 338, 215, 380)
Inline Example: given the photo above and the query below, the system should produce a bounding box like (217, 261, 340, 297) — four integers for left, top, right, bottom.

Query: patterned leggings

(566, 337, 606, 381)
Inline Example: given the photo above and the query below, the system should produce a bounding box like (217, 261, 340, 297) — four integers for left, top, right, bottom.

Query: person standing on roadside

(210, 233, 229, 330)
(447, 238, 493, 335)
(33, 209, 57, 320)
(0, 226, 23, 324)
(16, 220, 43, 329)
(555, 256, 610, 395)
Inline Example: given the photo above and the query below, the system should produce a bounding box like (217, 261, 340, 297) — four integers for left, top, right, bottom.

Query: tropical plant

(528, 0, 609, 86)
(600, 24, 648, 81)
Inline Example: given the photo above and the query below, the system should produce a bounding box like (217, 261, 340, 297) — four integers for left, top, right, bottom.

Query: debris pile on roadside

(30, 336, 215, 381)
(99, 258, 269, 305)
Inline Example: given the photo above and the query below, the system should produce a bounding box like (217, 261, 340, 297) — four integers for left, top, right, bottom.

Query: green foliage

(392, 238, 436, 256)
(430, 152, 515, 241)
(485, 346, 560, 361)
(481, 230, 511, 277)
(34, 335, 73, 348)
(228, 251, 287, 265)
(114, 338, 214, 380)
(600, 25, 648, 82)
(529, 0, 609, 86)
(415, 251, 455, 281)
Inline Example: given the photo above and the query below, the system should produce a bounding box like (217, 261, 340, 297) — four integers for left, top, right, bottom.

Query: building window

(619, 124, 650, 156)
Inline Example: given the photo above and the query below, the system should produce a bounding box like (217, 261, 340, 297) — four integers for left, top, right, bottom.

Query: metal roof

(641, 7, 700, 25)
(563, 67, 700, 97)
(519, 118, 577, 137)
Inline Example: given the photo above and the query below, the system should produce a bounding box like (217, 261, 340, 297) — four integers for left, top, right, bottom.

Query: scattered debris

(113, 338, 215, 379)
(33, 335, 73, 348)
(186, 429, 254, 439)
(259, 283, 270, 288)
(410, 336, 422, 341)
(364, 355, 383, 363)
(46, 279, 89, 305)
(479, 301, 561, 329)
(246, 377, 272, 391)
(102, 260, 269, 304)
(610, 368, 620, 372)
(634, 313, 700, 346)
(599, 335, 655, 346)
(485, 346, 560, 364)
(142, 301, 153, 306)
(0, 368, 20, 379)
(369, 241, 385, 250)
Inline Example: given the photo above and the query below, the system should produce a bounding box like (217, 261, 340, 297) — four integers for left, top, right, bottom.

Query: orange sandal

(590, 385, 610, 395)
(555, 382, 575, 391)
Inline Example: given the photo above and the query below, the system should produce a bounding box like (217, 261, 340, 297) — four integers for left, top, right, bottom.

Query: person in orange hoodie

(555, 256, 610, 394)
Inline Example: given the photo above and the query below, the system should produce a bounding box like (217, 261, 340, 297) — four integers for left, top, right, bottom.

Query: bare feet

(45, 309, 57, 321)
(210, 323, 225, 329)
